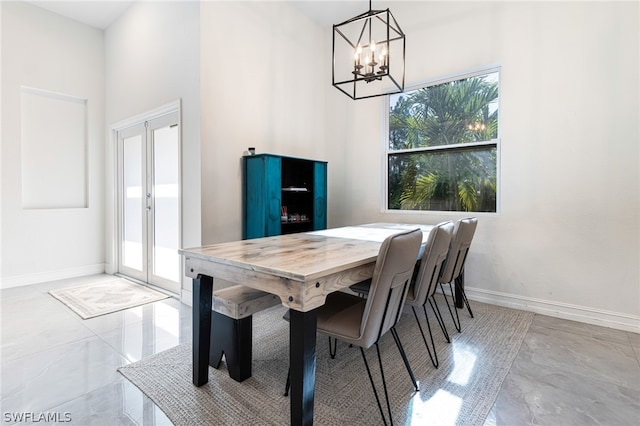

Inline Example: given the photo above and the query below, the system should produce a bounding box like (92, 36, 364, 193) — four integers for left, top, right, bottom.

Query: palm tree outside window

(386, 68, 500, 212)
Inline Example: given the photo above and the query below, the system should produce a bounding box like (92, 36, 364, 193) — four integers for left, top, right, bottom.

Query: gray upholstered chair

(403, 221, 454, 368)
(438, 217, 478, 332)
(286, 228, 422, 425)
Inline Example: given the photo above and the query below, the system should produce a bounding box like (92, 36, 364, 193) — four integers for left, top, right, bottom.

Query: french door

(116, 111, 181, 294)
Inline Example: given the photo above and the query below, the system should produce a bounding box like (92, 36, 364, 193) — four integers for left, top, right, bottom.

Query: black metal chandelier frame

(332, 1, 406, 100)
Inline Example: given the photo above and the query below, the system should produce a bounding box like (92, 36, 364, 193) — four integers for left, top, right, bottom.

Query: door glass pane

(123, 135, 143, 271)
(152, 125, 179, 282)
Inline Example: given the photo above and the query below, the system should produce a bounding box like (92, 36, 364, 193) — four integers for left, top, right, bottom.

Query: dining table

(179, 223, 440, 425)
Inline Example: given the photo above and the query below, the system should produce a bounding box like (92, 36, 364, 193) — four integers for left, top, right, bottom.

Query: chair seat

(352, 279, 421, 305)
(317, 292, 366, 343)
(403, 281, 419, 305)
(349, 279, 371, 296)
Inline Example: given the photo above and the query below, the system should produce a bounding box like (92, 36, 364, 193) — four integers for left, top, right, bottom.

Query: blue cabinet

(243, 154, 327, 239)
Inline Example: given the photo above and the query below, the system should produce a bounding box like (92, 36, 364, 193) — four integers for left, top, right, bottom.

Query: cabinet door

(244, 155, 282, 239)
(264, 156, 282, 237)
(244, 156, 266, 239)
(313, 161, 327, 230)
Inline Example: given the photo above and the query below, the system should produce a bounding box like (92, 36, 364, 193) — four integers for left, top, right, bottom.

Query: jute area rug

(119, 299, 534, 425)
(49, 278, 170, 319)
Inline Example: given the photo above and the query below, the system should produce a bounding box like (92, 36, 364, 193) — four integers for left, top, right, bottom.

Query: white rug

(49, 278, 170, 319)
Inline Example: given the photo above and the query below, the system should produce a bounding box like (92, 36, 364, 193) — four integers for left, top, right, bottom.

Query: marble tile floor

(1, 274, 639, 425)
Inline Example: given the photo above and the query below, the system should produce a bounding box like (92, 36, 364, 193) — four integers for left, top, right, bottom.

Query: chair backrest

(359, 228, 422, 349)
(439, 217, 478, 284)
(410, 221, 454, 305)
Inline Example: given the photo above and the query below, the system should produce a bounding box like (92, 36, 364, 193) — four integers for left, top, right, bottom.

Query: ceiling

(25, 0, 134, 29)
(289, 1, 366, 26)
(24, 0, 377, 30)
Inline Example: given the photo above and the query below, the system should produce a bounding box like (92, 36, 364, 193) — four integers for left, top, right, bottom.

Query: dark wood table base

(192, 276, 318, 425)
(289, 309, 317, 425)
(192, 275, 213, 387)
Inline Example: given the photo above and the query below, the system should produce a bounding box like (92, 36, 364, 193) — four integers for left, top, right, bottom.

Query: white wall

(199, 1, 327, 246)
(191, 1, 327, 298)
(1, 1, 105, 287)
(325, 1, 639, 331)
(104, 1, 201, 294)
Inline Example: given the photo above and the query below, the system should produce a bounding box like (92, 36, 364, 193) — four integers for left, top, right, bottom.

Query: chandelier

(332, 0, 406, 100)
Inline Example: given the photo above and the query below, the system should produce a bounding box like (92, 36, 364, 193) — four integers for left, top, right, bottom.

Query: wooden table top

(180, 223, 433, 282)
(180, 223, 434, 311)
(181, 232, 380, 283)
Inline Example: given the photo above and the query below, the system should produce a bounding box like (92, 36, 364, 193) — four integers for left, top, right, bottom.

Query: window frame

(382, 65, 502, 215)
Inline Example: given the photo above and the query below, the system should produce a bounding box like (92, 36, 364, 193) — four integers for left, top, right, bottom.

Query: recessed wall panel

(21, 87, 87, 209)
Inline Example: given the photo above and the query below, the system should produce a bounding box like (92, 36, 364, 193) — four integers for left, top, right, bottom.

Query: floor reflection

(447, 343, 477, 386)
(409, 389, 463, 425)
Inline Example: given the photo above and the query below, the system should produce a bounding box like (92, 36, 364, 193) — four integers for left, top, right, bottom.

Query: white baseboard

(464, 286, 640, 333)
(181, 289, 192, 307)
(1, 263, 106, 289)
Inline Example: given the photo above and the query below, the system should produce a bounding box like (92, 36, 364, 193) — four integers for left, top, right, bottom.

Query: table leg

(454, 270, 464, 309)
(289, 308, 317, 426)
(192, 275, 213, 386)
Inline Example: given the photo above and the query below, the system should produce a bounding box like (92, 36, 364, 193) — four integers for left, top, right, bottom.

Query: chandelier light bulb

(380, 47, 388, 68)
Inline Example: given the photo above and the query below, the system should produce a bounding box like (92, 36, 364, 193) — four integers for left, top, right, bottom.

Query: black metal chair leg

(411, 306, 438, 368)
(390, 327, 419, 392)
(329, 336, 338, 359)
(439, 283, 462, 332)
(455, 280, 474, 318)
(284, 368, 290, 396)
(447, 282, 462, 331)
(360, 346, 389, 426)
(374, 343, 395, 426)
(421, 305, 440, 366)
(428, 296, 451, 343)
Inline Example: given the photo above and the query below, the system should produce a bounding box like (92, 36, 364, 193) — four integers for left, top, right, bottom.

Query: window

(385, 69, 499, 213)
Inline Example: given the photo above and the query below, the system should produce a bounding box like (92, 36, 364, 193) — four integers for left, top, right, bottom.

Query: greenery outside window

(386, 68, 500, 212)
